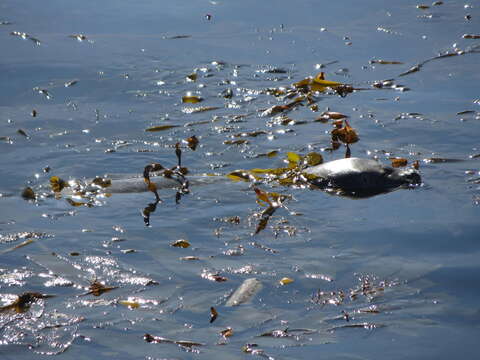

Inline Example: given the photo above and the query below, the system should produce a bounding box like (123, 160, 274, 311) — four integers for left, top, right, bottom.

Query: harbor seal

(303, 157, 421, 197)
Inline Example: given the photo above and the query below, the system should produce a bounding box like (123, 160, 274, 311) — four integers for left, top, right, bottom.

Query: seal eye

(383, 167, 394, 176)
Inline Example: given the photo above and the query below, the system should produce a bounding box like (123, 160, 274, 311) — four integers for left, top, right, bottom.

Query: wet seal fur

(303, 157, 421, 197)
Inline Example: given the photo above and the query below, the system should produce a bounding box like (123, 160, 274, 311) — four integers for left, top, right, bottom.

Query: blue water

(1, 0, 480, 359)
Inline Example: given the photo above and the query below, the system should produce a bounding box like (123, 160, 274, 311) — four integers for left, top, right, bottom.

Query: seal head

(303, 157, 421, 197)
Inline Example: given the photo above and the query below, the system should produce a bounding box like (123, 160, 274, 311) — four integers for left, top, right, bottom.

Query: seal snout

(397, 168, 422, 187)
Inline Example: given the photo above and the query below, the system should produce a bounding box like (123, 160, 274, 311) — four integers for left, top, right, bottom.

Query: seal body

(303, 157, 421, 196)
(53, 158, 421, 198)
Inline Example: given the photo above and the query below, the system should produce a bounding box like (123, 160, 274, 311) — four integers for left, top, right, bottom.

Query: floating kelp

(327, 322, 382, 331)
(390, 157, 408, 168)
(232, 130, 268, 138)
(21, 187, 36, 200)
(370, 59, 404, 65)
(0, 238, 36, 254)
(145, 124, 179, 132)
(0, 231, 53, 244)
(201, 269, 228, 282)
(227, 151, 323, 189)
(68, 34, 88, 41)
(118, 297, 161, 310)
(182, 95, 203, 103)
(186, 72, 197, 82)
(64, 80, 78, 87)
(184, 135, 199, 150)
(251, 241, 279, 254)
(259, 327, 316, 338)
(182, 106, 220, 114)
(279, 277, 294, 285)
(144, 333, 204, 350)
(241, 343, 275, 359)
(82, 279, 118, 296)
(210, 306, 218, 323)
(224, 139, 249, 145)
(260, 97, 305, 117)
(0, 292, 54, 313)
(163, 35, 192, 39)
(292, 72, 355, 97)
(456, 110, 476, 115)
(180, 256, 200, 261)
(423, 157, 464, 163)
(33, 87, 53, 99)
(332, 120, 358, 144)
(220, 327, 233, 339)
(171, 239, 190, 248)
(394, 112, 425, 121)
(399, 46, 480, 77)
(252, 187, 292, 234)
(17, 129, 29, 138)
(267, 115, 308, 126)
(10, 31, 41, 45)
(294, 72, 342, 91)
(318, 111, 348, 121)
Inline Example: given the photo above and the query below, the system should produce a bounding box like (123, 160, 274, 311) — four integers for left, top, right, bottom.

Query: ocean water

(1, 1, 480, 359)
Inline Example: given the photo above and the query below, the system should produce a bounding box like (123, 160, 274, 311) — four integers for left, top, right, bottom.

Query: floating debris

(225, 278, 262, 306)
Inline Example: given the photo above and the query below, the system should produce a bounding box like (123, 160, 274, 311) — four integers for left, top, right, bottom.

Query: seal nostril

(406, 172, 422, 185)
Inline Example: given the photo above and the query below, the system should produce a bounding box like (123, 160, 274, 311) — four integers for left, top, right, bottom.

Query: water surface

(1, 1, 480, 359)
